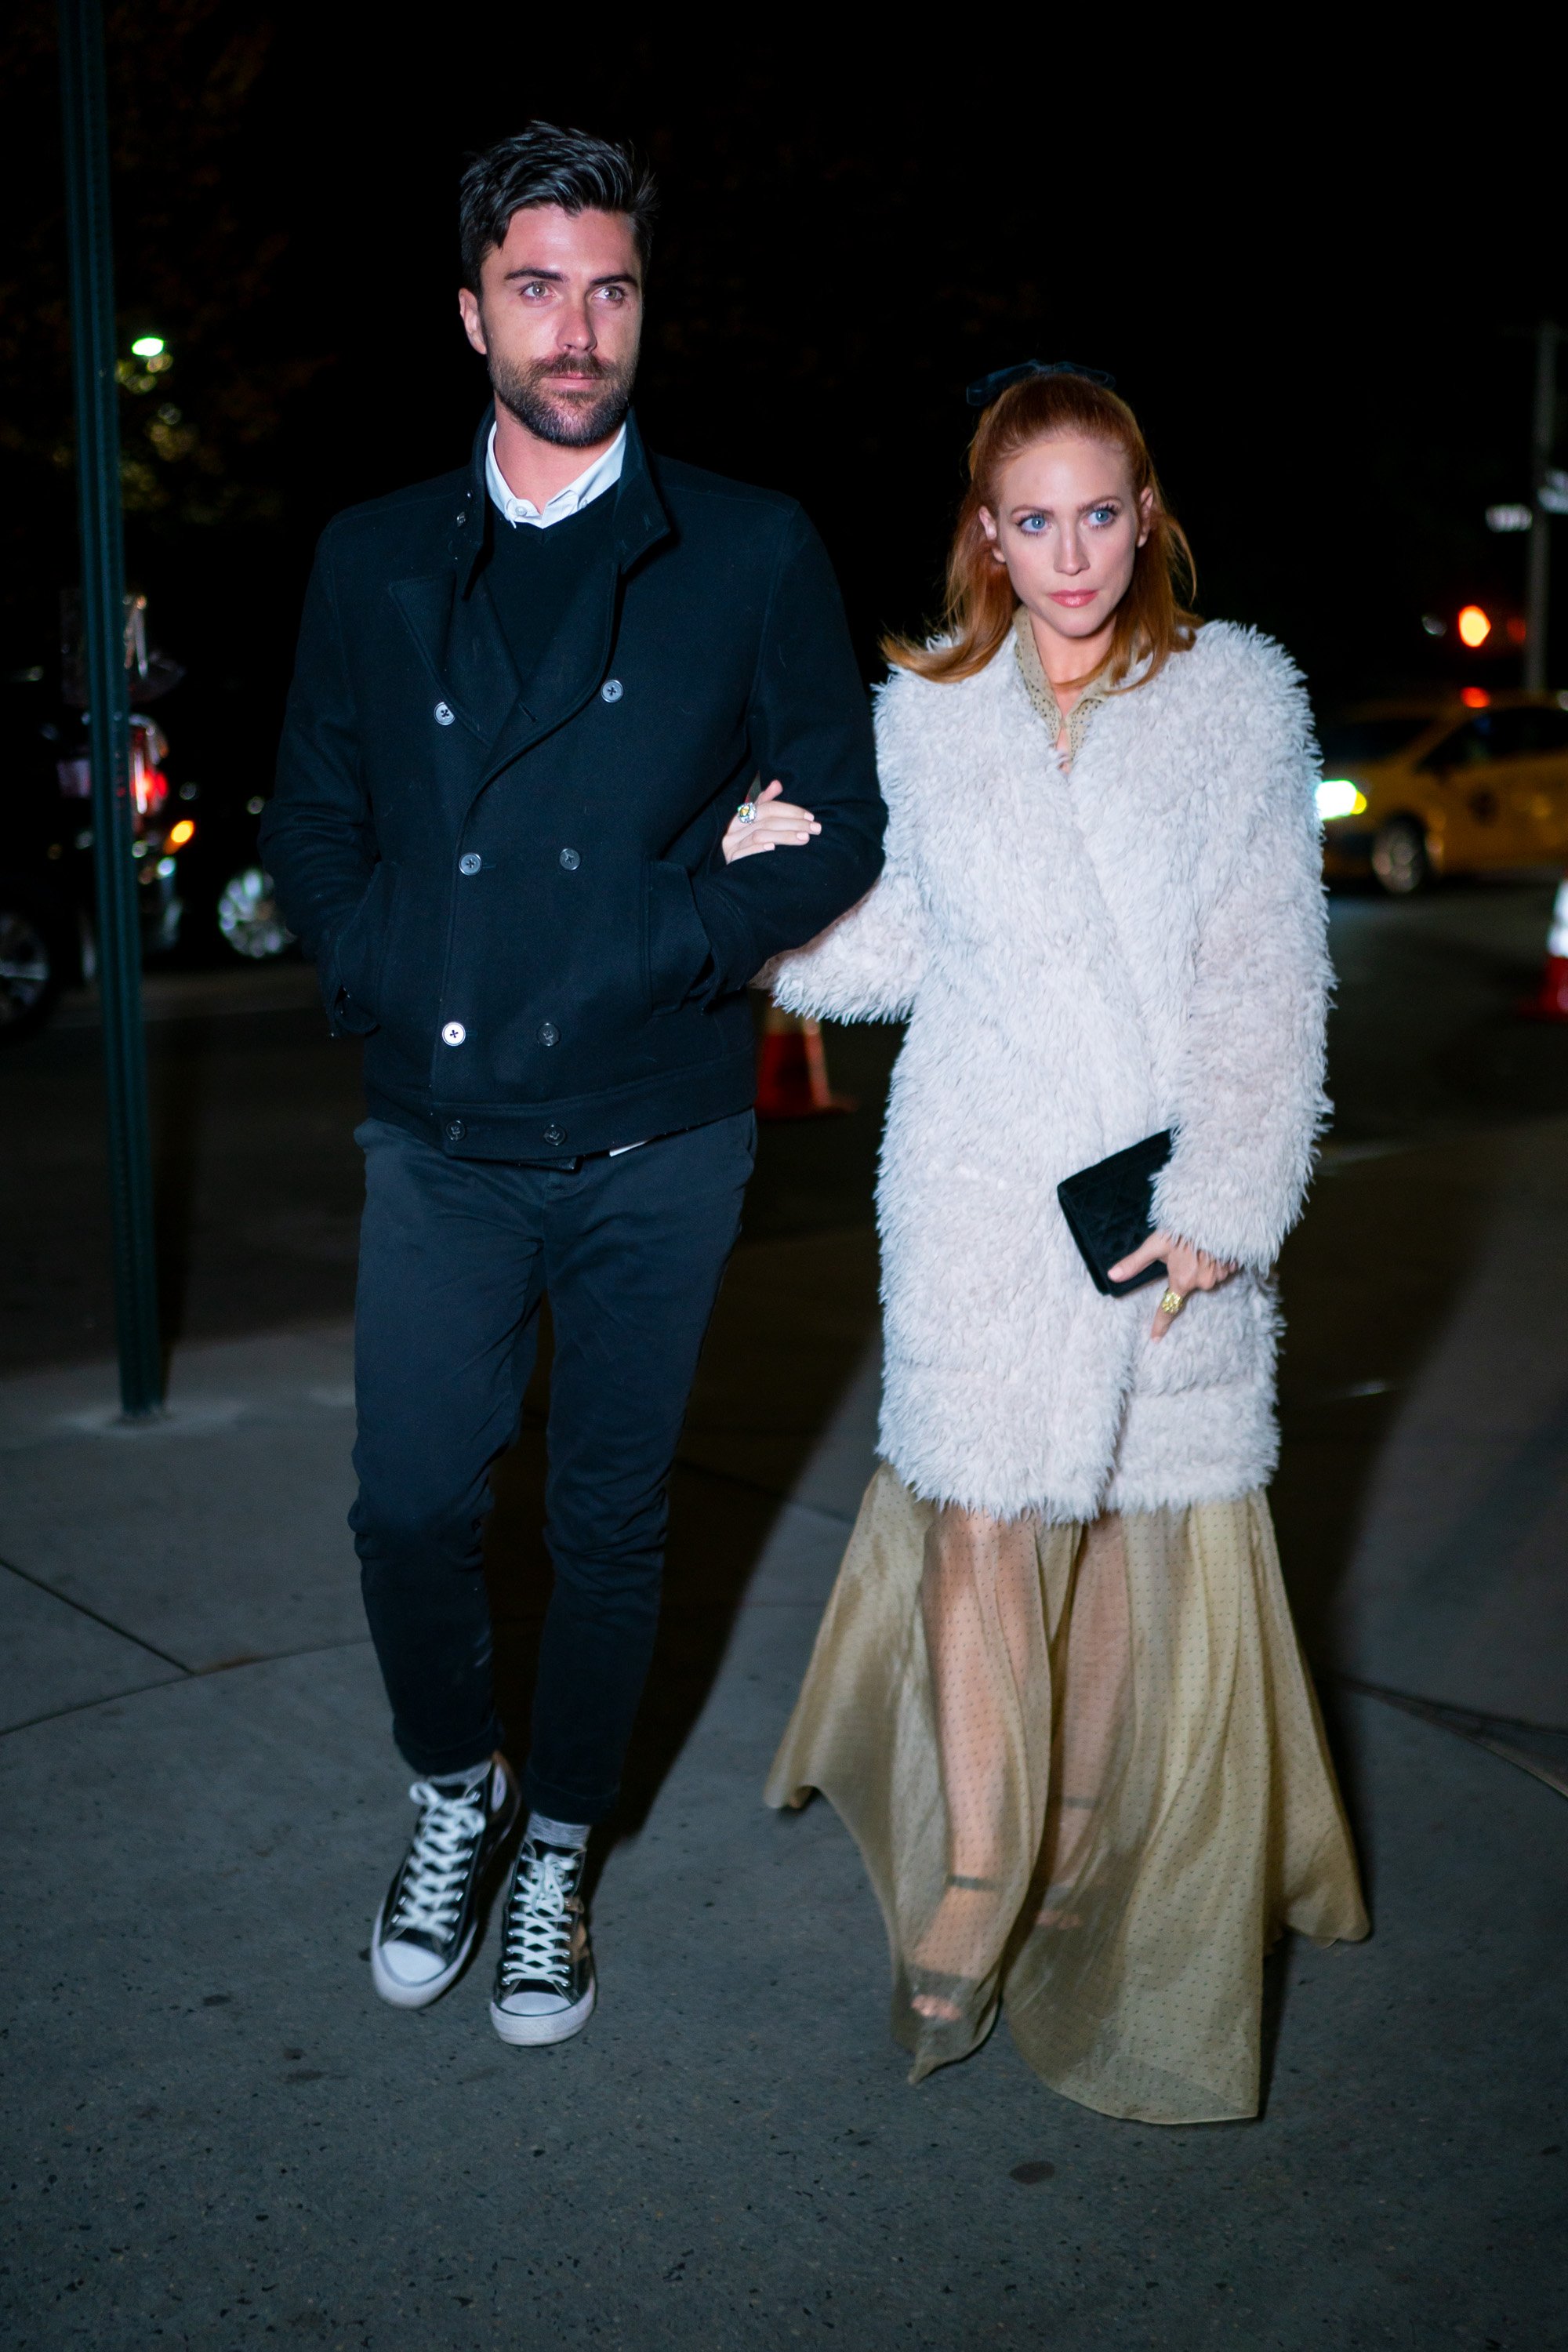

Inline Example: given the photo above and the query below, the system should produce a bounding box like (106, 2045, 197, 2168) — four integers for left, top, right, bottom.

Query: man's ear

(457, 287, 488, 358)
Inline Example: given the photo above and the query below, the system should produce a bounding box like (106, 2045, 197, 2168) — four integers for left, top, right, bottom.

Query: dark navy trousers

(350, 1111, 754, 1819)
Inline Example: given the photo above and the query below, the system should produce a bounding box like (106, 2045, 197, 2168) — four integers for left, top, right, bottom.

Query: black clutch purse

(1056, 1131, 1172, 1297)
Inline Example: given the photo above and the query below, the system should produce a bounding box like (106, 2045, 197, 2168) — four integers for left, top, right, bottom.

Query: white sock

(528, 1810, 589, 1851)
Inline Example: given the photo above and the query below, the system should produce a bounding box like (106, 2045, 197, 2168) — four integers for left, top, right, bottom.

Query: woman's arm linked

(728, 755, 927, 1024)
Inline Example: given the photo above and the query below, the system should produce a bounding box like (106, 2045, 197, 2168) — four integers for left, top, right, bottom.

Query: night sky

(5, 7, 1565, 799)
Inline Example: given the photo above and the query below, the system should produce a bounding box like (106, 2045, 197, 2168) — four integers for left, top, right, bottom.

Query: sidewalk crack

(1334, 1672, 1568, 1799)
(0, 1552, 193, 1673)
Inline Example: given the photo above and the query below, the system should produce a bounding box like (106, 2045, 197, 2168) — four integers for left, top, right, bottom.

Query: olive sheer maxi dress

(765, 1474, 1363, 2122)
(762, 614, 1367, 2125)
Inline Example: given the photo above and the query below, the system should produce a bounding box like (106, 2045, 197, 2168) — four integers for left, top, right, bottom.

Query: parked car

(1318, 693, 1568, 894)
(2, 610, 296, 1044)
(2, 666, 183, 1042)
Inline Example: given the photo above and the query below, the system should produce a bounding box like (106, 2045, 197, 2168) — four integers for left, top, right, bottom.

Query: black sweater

(484, 488, 618, 702)
(262, 413, 885, 1160)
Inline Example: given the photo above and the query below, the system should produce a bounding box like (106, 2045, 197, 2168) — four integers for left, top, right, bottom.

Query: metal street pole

(1526, 321, 1558, 694)
(58, 0, 163, 1417)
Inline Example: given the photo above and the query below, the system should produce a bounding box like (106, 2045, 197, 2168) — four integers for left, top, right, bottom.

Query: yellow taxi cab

(1317, 692, 1568, 892)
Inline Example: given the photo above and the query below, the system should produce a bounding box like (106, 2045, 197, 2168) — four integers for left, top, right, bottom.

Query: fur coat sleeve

(767, 677, 927, 1020)
(1149, 648, 1329, 1269)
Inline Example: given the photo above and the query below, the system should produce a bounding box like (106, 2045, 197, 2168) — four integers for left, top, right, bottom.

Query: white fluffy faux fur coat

(771, 621, 1328, 1521)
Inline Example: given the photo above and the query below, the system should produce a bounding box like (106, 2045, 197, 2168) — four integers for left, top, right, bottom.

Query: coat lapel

(972, 652, 1160, 1138)
(473, 542, 612, 786)
(477, 413, 670, 788)
(390, 410, 673, 806)
(1051, 648, 1248, 1117)
(388, 567, 522, 749)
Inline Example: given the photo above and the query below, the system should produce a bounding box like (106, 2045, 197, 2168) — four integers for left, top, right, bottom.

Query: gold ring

(1159, 1289, 1185, 1317)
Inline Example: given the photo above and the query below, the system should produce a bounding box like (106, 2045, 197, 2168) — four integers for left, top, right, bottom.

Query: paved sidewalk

(2, 1141, 1566, 2348)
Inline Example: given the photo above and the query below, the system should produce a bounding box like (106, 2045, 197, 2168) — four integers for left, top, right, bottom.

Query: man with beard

(261, 124, 883, 2047)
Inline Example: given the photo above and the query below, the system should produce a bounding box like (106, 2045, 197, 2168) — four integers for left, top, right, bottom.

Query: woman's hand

(721, 779, 822, 865)
(1108, 1229, 1240, 1341)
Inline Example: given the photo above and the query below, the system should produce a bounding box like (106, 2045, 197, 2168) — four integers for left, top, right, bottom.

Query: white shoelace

(499, 1847, 579, 1993)
(387, 1780, 487, 1940)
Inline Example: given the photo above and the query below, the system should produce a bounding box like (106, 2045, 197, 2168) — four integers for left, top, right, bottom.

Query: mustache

(535, 356, 615, 383)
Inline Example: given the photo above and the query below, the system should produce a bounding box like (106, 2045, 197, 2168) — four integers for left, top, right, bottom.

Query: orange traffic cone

(755, 1007, 855, 1120)
(1519, 877, 1568, 1019)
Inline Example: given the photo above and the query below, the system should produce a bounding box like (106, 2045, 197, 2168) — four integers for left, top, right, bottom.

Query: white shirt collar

(485, 420, 626, 529)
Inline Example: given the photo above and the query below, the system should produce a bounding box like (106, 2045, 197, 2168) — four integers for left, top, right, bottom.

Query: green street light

(129, 333, 164, 358)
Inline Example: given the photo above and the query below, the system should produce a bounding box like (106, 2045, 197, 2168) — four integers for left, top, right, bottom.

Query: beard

(488, 347, 637, 448)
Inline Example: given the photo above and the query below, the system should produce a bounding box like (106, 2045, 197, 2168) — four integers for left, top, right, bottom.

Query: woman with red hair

(745, 365, 1367, 2125)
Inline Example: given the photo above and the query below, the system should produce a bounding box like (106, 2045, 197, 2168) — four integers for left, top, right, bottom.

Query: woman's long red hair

(884, 373, 1199, 688)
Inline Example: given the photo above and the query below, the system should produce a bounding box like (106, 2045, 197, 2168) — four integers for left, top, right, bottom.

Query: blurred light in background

(1421, 614, 1446, 636)
(166, 818, 195, 848)
(1457, 605, 1492, 648)
(1316, 779, 1368, 821)
(129, 335, 165, 358)
(1486, 504, 1534, 533)
(1461, 687, 1491, 709)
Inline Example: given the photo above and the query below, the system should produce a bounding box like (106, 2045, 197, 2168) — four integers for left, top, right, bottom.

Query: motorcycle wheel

(217, 867, 296, 960)
(0, 882, 66, 1046)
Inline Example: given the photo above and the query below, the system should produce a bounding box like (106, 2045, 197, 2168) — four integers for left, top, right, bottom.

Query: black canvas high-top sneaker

(370, 1756, 519, 2009)
(489, 1835, 596, 2045)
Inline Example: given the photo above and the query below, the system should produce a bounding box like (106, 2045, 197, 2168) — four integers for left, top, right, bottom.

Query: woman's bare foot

(912, 1988, 964, 2024)
(909, 1876, 998, 2021)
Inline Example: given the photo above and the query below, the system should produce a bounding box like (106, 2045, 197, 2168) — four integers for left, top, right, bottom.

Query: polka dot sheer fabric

(765, 1466, 1367, 2124)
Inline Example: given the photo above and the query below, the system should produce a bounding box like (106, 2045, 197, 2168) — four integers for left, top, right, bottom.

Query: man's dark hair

(459, 122, 657, 289)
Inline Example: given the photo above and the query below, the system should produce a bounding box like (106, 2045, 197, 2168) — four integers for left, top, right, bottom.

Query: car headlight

(1316, 778, 1368, 822)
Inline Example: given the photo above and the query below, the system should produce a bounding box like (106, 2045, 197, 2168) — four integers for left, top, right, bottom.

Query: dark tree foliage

(1, 6, 332, 665)
(3, 13, 1565, 764)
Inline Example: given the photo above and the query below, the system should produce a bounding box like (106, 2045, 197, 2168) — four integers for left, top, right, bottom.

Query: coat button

(459, 851, 482, 875)
(543, 1123, 565, 1146)
(441, 1021, 466, 1046)
(446, 1120, 466, 1142)
(434, 701, 456, 727)
(538, 1021, 559, 1047)
(600, 678, 623, 703)
(559, 846, 580, 871)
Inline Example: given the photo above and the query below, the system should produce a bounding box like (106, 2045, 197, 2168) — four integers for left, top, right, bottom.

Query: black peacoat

(261, 413, 884, 1160)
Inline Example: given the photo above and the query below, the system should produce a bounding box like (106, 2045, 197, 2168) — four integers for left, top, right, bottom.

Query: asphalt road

(3, 875, 1568, 1379)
